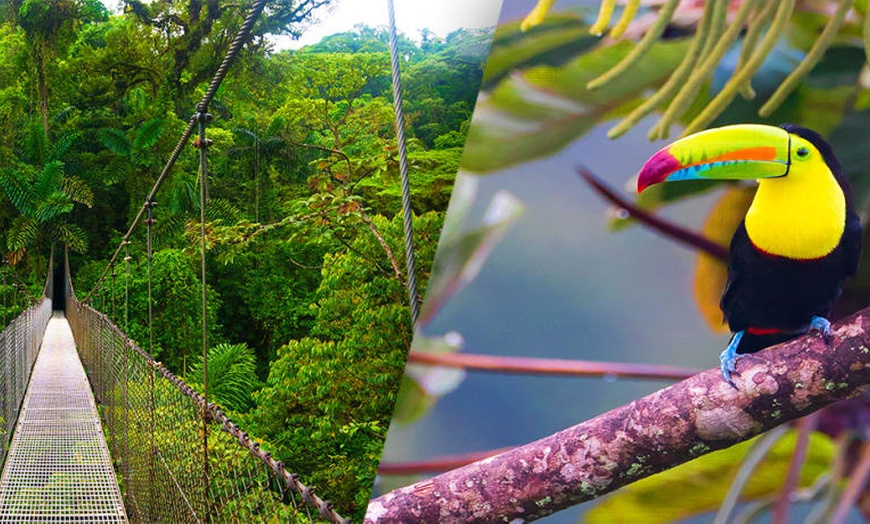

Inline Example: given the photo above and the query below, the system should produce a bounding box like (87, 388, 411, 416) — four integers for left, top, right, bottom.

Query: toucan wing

(842, 211, 862, 277)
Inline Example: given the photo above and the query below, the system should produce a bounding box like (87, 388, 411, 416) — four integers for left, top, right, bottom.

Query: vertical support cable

(124, 242, 130, 333)
(387, 0, 420, 326)
(196, 107, 212, 520)
(145, 201, 156, 521)
(145, 203, 155, 356)
(110, 265, 116, 320)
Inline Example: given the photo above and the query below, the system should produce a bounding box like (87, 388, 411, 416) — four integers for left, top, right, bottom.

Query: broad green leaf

(462, 38, 690, 173)
(692, 186, 755, 333)
(418, 175, 524, 325)
(392, 332, 466, 424)
(484, 13, 598, 88)
(586, 429, 836, 523)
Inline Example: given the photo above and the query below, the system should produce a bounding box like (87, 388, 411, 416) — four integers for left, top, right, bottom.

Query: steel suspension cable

(195, 110, 211, 521)
(386, 0, 420, 326)
(83, 0, 269, 302)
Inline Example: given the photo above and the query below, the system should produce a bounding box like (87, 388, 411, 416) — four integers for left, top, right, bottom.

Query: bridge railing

(65, 261, 346, 523)
(0, 268, 52, 470)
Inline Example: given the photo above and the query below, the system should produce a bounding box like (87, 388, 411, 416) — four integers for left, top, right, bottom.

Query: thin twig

(577, 167, 729, 261)
(587, 0, 680, 90)
(589, 0, 617, 35)
(713, 424, 790, 524)
(649, 0, 720, 140)
(735, 1, 778, 99)
(759, 0, 853, 117)
(361, 213, 403, 282)
(773, 412, 819, 523)
(609, 1, 713, 139)
(378, 447, 515, 476)
(408, 351, 699, 380)
(609, 0, 641, 40)
(831, 441, 870, 523)
(682, 0, 795, 135)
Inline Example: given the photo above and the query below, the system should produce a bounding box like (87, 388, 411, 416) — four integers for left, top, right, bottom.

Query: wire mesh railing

(65, 260, 347, 523)
(0, 297, 52, 471)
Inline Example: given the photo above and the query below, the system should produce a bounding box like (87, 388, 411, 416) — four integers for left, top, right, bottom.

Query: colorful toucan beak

(637, 124, 791, 193)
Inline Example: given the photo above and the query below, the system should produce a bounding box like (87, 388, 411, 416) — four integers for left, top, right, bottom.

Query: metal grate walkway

(0, 313, 127, 522)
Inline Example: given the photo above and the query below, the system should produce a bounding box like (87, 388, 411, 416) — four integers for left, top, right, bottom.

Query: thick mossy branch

(366, 307, 870, 523)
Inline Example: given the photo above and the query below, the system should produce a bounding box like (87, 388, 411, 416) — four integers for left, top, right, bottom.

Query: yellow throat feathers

(744, 152, 846, 260)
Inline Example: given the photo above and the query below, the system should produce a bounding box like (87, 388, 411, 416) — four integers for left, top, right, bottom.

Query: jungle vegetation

(0, 0, 490, 518)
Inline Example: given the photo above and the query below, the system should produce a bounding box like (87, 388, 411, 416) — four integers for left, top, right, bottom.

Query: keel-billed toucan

(636, 124, 861, 385)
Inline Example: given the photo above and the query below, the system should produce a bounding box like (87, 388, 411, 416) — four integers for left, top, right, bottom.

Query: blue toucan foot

(810, 315, 832, 343)
(719, 330, 744, 388)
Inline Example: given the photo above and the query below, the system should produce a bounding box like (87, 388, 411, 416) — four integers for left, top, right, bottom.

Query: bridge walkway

(0, 312, 127, 522)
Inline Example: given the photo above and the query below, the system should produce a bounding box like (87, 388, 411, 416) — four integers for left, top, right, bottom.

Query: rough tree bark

(366, 306, 870, 523)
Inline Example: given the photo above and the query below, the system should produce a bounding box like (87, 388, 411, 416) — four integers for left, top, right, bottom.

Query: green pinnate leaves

(186, 342, 260, 413)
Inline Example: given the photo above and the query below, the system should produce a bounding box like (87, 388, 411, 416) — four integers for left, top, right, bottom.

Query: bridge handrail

(0, 296, 51, 470)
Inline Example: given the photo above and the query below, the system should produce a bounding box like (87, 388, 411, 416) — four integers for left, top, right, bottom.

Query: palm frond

(48, 222, 88, 254)
(6, 215, 38, 251)
(62, 176, 94, 207)
(33, 191, 73, 223)
(0, 167, 36, 215)
(34, 160, 64, 200)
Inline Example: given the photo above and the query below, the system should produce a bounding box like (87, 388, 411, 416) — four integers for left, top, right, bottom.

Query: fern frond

(49, 131, 81, 161)
(151, 213, 187, 249)
(206, 198, 241, 225)
(186, 342, 260, 412)
(99, 128, 131, 157)
(133, 118, 165, 151)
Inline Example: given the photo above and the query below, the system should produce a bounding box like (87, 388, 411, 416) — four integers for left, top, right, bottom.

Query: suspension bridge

(0, 0, 413, 521)
(0, 249, 348, 523)
(0, 0, 425, 518)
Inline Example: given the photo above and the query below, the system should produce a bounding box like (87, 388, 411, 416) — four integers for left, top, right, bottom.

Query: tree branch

(407, 351, 699, 380)
(367, 306, 870, 522)
(578, 167, 729, 261)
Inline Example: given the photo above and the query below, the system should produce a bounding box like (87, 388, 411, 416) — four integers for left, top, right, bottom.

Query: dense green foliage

(0, 1, 489, 518)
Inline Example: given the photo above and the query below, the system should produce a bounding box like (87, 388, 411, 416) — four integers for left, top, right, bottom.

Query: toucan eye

(796, 147, 810, 158)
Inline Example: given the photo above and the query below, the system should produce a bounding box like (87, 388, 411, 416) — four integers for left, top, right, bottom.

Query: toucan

(636, 124, 862, 385)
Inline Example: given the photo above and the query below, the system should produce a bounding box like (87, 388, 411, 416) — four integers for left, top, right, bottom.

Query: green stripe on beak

(637, 124, 791, 192)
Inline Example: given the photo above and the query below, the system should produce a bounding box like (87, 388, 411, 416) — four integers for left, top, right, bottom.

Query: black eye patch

(796, 147, 809, 158)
